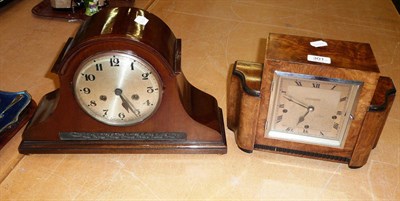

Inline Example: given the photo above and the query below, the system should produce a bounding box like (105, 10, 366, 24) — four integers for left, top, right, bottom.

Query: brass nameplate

(59, 132, 187, 141)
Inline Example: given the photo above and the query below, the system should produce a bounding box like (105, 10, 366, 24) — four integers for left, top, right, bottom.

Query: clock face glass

(73, 51, 162, 126)
(265, 71, 362, 147)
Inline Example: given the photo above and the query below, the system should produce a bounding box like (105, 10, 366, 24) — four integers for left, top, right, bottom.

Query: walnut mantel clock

(19, 7, 227, 154)
(227, 33, 396, 168)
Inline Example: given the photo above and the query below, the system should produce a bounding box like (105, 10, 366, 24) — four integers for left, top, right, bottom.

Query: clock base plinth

(19, 89, 227, 154)
(19, 140, 227, 154)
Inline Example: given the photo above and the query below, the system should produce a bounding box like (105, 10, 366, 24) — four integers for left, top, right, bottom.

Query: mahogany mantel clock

(227, 33, 396, 168)
(19, 7, 227, 154)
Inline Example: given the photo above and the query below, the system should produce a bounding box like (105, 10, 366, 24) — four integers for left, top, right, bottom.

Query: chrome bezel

(265, 71, 363, 148)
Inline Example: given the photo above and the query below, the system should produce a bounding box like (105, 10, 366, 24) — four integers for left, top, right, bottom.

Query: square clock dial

(266, 71, 362, 148)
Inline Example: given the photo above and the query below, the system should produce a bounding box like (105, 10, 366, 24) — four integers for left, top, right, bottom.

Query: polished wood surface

(227, 61, 262, 152)
(19, 7, 227, 154)
(256, 34, 380, 165)
(266, 33, 380, 73)
(350, 76, 396, 167)
(227, 33, 395, 168)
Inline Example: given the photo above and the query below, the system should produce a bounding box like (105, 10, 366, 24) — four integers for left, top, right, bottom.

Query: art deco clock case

(227, 33, 396, 168)
(19, 7, 227, 154)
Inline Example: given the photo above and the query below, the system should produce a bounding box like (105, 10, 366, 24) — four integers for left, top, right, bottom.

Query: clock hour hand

(282, 94, 309, 109)
(297, 106, 314, 125)
(115, 88, 140, 117)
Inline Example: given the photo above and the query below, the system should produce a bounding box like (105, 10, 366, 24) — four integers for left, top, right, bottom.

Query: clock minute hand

(121, 94, 141, 117)
(115, 89, 140, 117)
(282, 94, 309, 109)
(121, 97, 133, 113)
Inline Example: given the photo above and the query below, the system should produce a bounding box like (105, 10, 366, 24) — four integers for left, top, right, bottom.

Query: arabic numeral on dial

(88, 100, 97, 107)
(118, 112, 125, 120)
(144, 100, 153, 106)
(102, 109, 108, 117)
(95, 63, 103, 71)
(80, 87, 91, 94)
(110, 56, 120, 67)
(147, 87, 158, 93)
(142, 72, 151, 80)
(82, 74, 95, 81)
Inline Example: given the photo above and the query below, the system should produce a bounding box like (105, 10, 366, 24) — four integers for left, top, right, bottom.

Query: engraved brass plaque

(59, 132, 187, 141)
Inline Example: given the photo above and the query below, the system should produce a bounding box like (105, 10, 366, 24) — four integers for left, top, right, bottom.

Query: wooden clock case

(227, 33, 396, 168)
(19, 7, 227, 154)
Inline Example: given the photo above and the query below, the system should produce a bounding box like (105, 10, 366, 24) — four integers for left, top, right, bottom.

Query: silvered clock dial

(73, 52, 162, 126)
(265, 71, 362, 147)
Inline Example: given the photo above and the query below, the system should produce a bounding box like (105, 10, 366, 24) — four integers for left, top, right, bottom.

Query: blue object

(0, 91, 31, 133)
